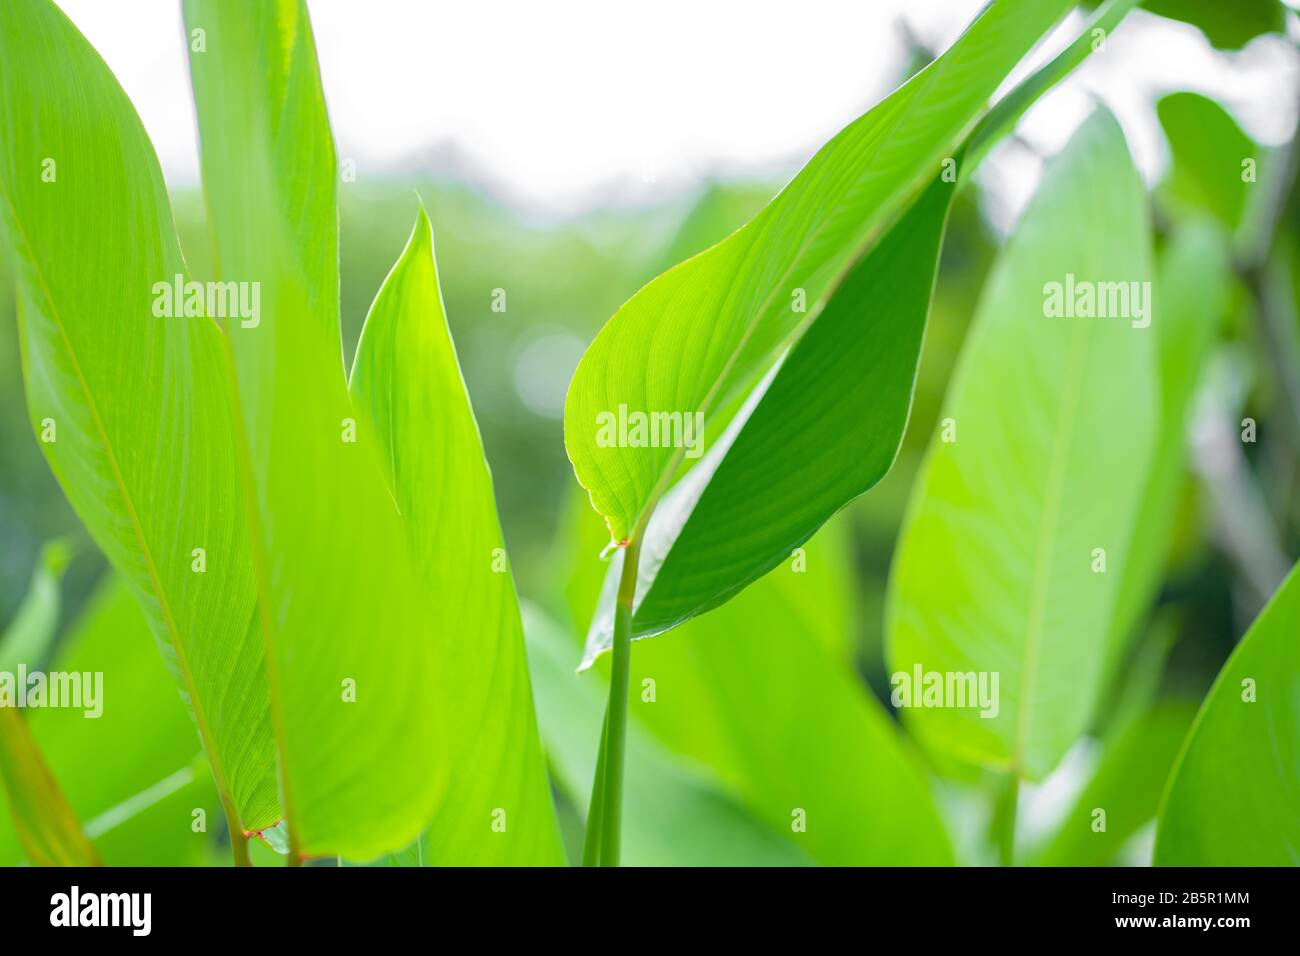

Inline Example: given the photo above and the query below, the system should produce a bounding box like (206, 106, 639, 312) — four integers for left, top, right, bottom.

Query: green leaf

(0, 538, 71, 672)
(1157, 92, 1261, 232)
(0, 0, 278, 833)
(564, 0, 1072, 545)
(1155, 561, 1300, 865)
(0, 576, 222, 866)
(1105, 220, 1228, 676)
(0, 709, 99, 865)
(0, 538, 98, 866)
(1143, 0, 1285, 51)
(524, 603, 809, 866)
(348, 206, 565, 864)
(1034, 700, 1198, 866)
(887, 109, 1158, 782)
(185, 0, 447, 859)
(581, 176, 954, 663)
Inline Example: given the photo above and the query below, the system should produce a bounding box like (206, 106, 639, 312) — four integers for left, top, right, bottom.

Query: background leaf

(1157, 92, 1262, 233)
(525, 603, 809, 866)
(1104, 220, 1229, 681)
(1034, 700, 1198, 866)
(0, 538, 98, 865)
(568, 502, 952, 865)
(1155, 561, 1300, 865)
(1143, 0, 1285, 51)
(887, 109, 1157, 781)
(0, 574, 222, 866)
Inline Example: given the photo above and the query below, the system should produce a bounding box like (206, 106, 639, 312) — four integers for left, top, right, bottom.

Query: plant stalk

(996, 774, 1019, 867)
(580, 710, 609, 866)
(218, 792, 252, 867)
(591, 536, 642, 867)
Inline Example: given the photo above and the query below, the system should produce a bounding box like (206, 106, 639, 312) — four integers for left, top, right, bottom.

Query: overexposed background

(51, 0, 1299, 229)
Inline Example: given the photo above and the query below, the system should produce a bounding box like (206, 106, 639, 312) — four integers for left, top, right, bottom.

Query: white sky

(53, 0, 1298, 221)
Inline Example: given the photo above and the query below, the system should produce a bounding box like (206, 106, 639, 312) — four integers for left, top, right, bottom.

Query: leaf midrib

(1014, 311, 1091, 776)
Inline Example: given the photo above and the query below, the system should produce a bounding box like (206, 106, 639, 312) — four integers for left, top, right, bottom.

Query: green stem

(219, 793, 252, 868)
(595, 536, 642, 867)
(580, 710, 609, 866)
(996, 774, 1019, 867)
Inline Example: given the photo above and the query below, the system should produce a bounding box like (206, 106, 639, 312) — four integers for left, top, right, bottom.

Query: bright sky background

(53, 0, 1298, 226)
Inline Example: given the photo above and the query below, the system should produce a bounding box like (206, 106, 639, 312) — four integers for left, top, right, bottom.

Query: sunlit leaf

(581, 178, 953, 663)
(185, 0, 448, 859)
(887, 109, 1157, 781)
(0, 0, 278, 834)
(564, 0, 1073, 547)
(349, 206, 565, 864)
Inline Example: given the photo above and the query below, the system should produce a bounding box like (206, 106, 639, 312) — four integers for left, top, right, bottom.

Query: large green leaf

(0, 0, 277, 833)
(1155, 562, 1300, 865)
(184, 0, 446, 859)
(1157, 92, 1261, 232)
(0, 576, 220, 867)
(1144, 0, 1284, 50)
(581, 177, 953, 662)
(0, 539, 97, 866)
(887, 110, 1157, 781)
(348, 206, 564, 865)
(563, 0, 1072, 546)
(524, 603, 808, 867)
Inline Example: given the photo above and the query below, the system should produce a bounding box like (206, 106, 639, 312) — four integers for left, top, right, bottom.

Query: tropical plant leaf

(348, 206, 564, 864)
(0, 708, 99, 866)
(0, 536, 98, 866)
(1, 576, 220, 866)
(1144, 0, 1285, 51)
(0, 0, 278, 834)
(1157, 92, 1262, 232)
(0, 538, 71, 672)
(523, 603, 809, 866)
(887, 109, 1157, 782)
(1155, 561, 1300, 865)
(1034, 700, 1198, 866)
(183, 0, 448, 860)
(581, 177, 954, 663)
(563, 0, 1073, 547)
